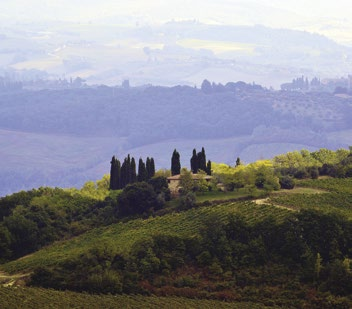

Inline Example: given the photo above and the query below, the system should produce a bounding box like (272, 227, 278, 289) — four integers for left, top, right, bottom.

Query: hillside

(1, 173, 352, 307)
(0, 287, 266, 309)
(1, 84, 352, 196)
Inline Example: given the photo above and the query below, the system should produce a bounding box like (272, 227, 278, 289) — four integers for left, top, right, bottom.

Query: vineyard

(1, 177, 352, 307)
(1, 201, 290, 274)
(268, 178, 352, 219)
(0, 287, 265, 309)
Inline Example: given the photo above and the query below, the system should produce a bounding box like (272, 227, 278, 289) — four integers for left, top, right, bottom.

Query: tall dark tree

(109, 156, 121, 190)
(206, 160, 212, 176)
(171, 149, 181, 176)
(236, 157, 241, 167)
(116, 159, 121, 189)
(146, 157, 155, 180)
(130, 157, 137, 183)
(110, 156, 117, 190)
(190, 149, 198, 173)
(146, 157, 155, 179)
(120, 159, 127, 188)
(197, 147, 207, 173)
(138, 158, 147, 182)
(126, 155, 131, 184)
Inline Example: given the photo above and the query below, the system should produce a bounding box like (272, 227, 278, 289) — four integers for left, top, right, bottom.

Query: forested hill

(1, 82, 352, 195)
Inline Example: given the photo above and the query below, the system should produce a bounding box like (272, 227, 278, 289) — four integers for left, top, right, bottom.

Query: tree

(191, 147, 207, 173)
(109, 156, 121, 190)
(179, 168, 194, 195)
(190, 149, 198, 173)
(206, 160, 212, 176)
(138, 158, 147, 182)
(171, 149, 181, 176)
(201, 79, 212, 94)
(120, 156, 130, 188)
(130, 157, 137, 183)
(235, 157, 241, 167)
(279, 175, 295, 189)
(198, 147, 207, 172)
(146, 157, 155, 180)
(118, 182, 158, 216)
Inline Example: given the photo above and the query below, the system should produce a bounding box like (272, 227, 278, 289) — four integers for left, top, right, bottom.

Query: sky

(1, 1, 351, 44)
(0, 0, 350, 24)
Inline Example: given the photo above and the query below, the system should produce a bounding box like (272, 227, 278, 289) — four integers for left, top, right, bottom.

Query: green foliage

(171, 149, 181, 176)
(179, 168, 194, 194)
(138, 158, 147, 182)
(178, 192, 196, 210)
(118, 182, 159, 216)
(0, 287, 263, 309)
(273, 148, 351, 180)
(3, 151, 352, 306)
(0, 185, 117, 262)
(270, 178, 352, 219)
(1, 201, 289, 274)
(279, 175, 295, 189)
(254, 165, 280, 191)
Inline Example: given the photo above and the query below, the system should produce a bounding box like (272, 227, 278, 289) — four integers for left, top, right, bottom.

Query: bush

(179, 192, 196, 210)
(279, 176, 295, 189)
(118, 182, 158, 216)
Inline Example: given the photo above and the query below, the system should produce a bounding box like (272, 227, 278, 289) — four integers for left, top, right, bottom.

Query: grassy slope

(1, 201, 289, 274)
(1, 178, 352, 307)
(0, 287, 268, 309)
(268, 178, 352, 218)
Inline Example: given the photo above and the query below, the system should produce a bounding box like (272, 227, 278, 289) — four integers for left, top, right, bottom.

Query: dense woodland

(1, 147, 352, 307)
(1, 82, 350, 142)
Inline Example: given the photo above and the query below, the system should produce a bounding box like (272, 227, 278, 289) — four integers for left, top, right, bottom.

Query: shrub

(279, 176, 295, 189)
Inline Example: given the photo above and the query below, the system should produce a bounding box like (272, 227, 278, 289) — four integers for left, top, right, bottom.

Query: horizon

(1, 1, 351, 45)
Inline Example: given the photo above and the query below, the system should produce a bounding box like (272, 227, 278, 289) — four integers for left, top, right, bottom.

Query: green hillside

(0, 287, 267, 309)
(1, 201, 289, 274)
(1, 147, 352, 307)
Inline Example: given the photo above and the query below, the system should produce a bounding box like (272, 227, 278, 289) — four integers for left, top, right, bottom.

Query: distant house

(167, 173, 212, 195)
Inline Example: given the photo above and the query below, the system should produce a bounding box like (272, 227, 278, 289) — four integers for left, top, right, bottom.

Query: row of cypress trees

(190, 147, 211, 175)
(171, 147, 212, 176)
(110, 147, 211, 190)
(110, 155, 155, 190)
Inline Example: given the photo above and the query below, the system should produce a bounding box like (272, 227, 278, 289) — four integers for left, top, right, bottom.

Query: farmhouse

(167, 173, 212, 195)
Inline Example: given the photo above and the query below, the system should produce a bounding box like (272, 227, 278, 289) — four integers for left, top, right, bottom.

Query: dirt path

(254, 197, 296, 211)
(0, 271, 30, 287)
(254, 186, 328, 211)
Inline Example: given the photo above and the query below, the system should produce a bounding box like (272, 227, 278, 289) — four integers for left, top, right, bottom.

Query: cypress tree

(146, 157, 155, 180)
(146, 157, 151, 180)
(110, 156, 122, 190)
(190, 149, 198, 173)
(110, 156, 117, 190)
(126, 154, 131, 184)
(197, 147, 207, 172)
(116, 159, 121, 189)
(206, 160, 212, 176)
(150, 157, 155, 178)
(138, 158, 147, 182)
(120, 158, 127, 188)
(171, 149, 181, 176)
(131, 157, 137, 183)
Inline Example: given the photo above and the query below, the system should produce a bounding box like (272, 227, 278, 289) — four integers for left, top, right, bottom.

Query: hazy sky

(1, 0, 351, 44)
(1, 0, 351, 22)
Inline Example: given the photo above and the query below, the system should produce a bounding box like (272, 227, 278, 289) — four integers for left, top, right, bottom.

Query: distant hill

(1, 21, 352, 88)
(0, 83, 352, 196)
